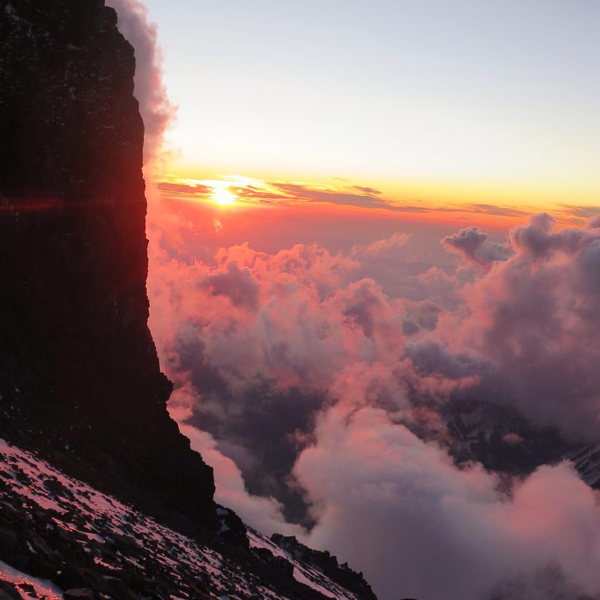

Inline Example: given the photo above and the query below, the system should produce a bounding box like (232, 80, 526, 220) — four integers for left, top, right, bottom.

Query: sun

(211, 184, 237, 207)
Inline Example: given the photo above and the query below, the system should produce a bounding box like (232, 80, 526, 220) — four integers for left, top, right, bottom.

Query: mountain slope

(0, 438, 366, 599)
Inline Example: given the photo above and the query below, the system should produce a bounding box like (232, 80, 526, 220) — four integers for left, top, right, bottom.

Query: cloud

(157, 178, 417, 212)
(445, 214, 600, 441)
(442, 226, 512, 268)
(588, 215, 600, 230)
(352, 232, 410, 259)
(274, 183, 429, 213)
(296, 402, 600, 600)
(402, 299, 443, 335)
(148, 230, 470, 523)
(148, 203, 600, 600)
(489, 565, 600, 600)
(106, 0, 175, 166)
(157, 181, 213, 197)
(558, 204, 600, 225)
(469, 204, 530, 218)
(202, 261, 260, 310)
(351, 185, 383, 195)
(150, 237, 407, 397)
(156, 175, 594, 232)
(169, 384, 304, 536)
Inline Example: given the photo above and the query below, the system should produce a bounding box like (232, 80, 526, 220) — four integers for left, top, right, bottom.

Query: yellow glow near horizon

(156, 171, 598, 232)
(159, 177, 243, 208)
(211, 185, 237, 207)
(149, 0, 600, 219)
(162, 161, 600, 212)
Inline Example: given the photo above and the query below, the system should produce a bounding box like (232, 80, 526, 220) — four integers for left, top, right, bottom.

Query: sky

(110, 2, 600, 599)
(144, 0, 600, 210)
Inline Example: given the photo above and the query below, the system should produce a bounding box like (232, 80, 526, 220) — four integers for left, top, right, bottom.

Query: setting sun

(211, 184, 237, 207)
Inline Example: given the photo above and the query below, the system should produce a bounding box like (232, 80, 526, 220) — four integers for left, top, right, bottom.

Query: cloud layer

(111, 2, 600, 598)
(146, 204, 600, 599)
(447, 213, 600, 440)
(298, 403, 600, 600)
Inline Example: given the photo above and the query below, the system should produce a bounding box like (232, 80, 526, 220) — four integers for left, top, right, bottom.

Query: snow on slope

(247, 530, 359, 600)
(0, 439, 360, 599)
(0, 559, 62, 599)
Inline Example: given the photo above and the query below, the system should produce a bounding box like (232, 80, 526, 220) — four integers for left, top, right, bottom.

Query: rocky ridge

(0, 438, 364, 599)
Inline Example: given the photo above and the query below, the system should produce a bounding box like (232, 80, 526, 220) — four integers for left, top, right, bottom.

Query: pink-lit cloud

(107, 0, 175, 166)
(148, 211, 600, 599)
(442, 225, 512, 269)
(114, 4, 600, 598)
(445, 214, 600, 440)
(297, 402, 600, 600)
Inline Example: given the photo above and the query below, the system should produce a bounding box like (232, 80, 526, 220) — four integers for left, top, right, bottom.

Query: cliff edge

(0, 0, 215, 523)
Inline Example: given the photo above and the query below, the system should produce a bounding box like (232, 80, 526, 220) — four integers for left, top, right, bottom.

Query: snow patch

(0, 560, 62, 599)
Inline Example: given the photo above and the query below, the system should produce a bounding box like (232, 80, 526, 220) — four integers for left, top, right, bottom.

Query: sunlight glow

(156, 173, 592, 229)
(211, 185, 237, 207)
(160, 177, 243, 208)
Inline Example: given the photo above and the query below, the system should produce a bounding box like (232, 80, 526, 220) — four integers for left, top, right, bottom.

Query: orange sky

(156, 173, 594, 234)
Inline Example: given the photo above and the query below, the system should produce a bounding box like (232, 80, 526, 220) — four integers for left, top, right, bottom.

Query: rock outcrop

(0, 0, 214, 523)
(271, 535, 378, 600)
(0, 439, 365, 599)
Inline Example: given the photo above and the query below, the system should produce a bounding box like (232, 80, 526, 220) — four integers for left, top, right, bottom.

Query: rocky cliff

(0, 0, 215, 522)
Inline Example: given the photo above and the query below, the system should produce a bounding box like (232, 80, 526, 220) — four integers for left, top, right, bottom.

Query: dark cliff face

(0, 0, 214, 521)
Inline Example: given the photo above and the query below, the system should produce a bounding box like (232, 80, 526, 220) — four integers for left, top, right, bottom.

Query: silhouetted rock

(0, 0, 214, 525)
(0, 582, 20, 600)
(272, 534, 378, 600)
(0, 530, 17, 555)
(63, 590, 95, 600)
